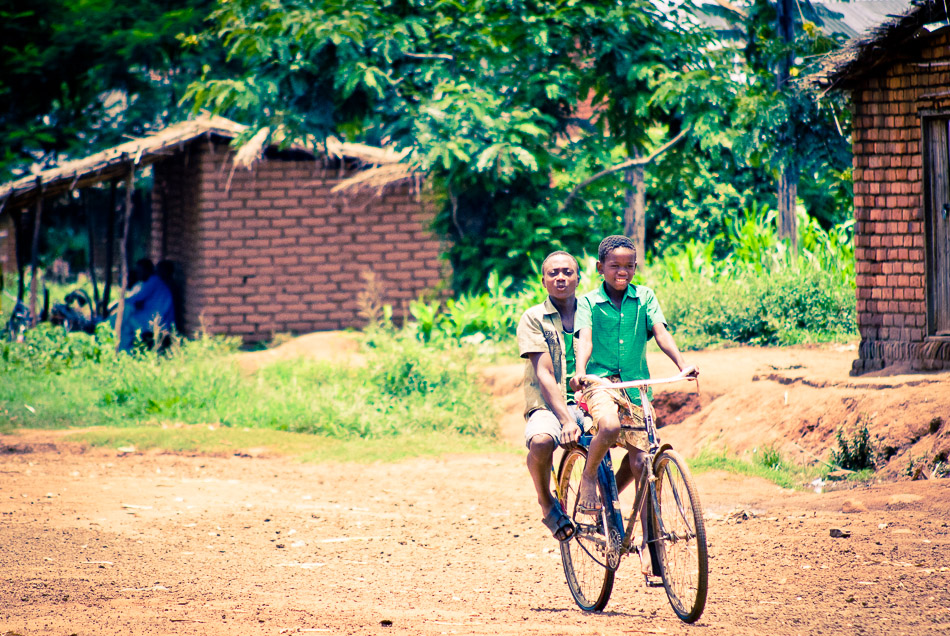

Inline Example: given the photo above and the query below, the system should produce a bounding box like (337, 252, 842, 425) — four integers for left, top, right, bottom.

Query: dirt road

(2, 434, 949, 636)
(4, 341, 950, 635)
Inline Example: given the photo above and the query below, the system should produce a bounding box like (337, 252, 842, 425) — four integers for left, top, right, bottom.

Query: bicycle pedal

(644, 574, 664, 588)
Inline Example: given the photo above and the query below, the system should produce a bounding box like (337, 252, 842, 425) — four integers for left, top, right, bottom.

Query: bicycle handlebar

(578, 365, 699, 392)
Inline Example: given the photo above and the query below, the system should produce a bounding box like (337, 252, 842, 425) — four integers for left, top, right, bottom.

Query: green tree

(0, 0, 223, 180)
(734, 0, 852, 228)
(185, 0, 711, 290)
(638, 0, 853, 257)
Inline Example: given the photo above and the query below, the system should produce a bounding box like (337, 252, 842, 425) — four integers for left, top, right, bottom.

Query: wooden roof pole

(28, 178, 43, 327)
(102, 180, 117, 317)
(82, 189, 101, 316)
(114, 166, 134, 353)
(10, 208, 26, 301)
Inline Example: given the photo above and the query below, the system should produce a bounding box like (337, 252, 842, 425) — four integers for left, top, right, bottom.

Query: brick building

(0, 116, 447, 342)
(818, 0, 950, 372)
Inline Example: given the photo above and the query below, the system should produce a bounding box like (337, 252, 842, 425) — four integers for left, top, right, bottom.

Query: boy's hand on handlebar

(560, 420, 581, 445)
(680, 364, 700, 393)
(680, 364, 699, 379)
(569, 375, 607, 392)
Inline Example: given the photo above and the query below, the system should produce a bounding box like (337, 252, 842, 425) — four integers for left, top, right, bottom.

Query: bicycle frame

(559, 368, 698, 563)
(555, 367, 707, 620)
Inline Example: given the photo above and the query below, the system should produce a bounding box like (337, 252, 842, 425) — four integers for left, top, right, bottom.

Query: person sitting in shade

(115, 258, 175, 351)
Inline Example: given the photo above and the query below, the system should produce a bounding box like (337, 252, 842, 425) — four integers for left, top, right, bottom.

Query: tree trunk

(778, 165, 798, 253)
(775, 0, 794, 88)
(623, 166, 647, 264)
(775, 0, 797, 253)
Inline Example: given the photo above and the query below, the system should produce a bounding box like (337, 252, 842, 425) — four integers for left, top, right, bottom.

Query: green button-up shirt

(575, 283, 667, 403)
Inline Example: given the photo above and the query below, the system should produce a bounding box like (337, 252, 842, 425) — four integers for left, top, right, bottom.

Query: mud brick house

(818, 0, 950, 372)
(0, 116, 446, 342)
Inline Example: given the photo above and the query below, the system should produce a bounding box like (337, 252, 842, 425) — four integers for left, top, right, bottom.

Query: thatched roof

(0, 115, 412, 210)
(815, 0, 950, 90)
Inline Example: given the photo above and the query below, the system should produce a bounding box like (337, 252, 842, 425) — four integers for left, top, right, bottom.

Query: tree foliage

(0, 0, 855, 294)
(644, 0, 853, 256)
(185, 0, 716, 290)
(0, 0, 223, 180)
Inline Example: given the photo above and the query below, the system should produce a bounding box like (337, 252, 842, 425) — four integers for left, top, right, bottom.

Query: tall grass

(1, 324, 495, 439)
(647, 206, 855, 349)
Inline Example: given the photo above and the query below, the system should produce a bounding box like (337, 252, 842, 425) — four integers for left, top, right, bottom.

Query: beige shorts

(580, 383, 652, 452)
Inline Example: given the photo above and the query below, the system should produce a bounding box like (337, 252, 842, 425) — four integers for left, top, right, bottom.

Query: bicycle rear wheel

(557, 447, 614, 612)
(651, 449, 708, 623)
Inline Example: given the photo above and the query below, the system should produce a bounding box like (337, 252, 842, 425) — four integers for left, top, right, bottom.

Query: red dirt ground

(2, 338, 950, 635)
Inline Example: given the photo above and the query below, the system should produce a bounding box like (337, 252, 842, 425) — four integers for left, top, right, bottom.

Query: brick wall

(151, 138, 447, 342)
(151, 142, 203, 335)
(850, 31, 950, 373)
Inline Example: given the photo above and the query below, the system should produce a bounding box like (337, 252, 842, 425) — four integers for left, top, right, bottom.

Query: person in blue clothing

(115, 258, 176, 351)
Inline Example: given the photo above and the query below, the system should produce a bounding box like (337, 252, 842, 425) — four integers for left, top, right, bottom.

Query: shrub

(830, 420, 877, 472)
(644, 205, 856, 349)
(0, 322, 114, 373)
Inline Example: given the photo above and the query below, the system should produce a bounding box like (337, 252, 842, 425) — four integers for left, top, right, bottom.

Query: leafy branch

(557, 127, 690, 214)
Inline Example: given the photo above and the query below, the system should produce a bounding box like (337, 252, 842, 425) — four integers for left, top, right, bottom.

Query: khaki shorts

(523, 404, 587, 448)
(580, 382, 652, 452)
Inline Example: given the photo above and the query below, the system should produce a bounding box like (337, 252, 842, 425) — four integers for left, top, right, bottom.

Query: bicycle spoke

(652, 449, 708, 623)
(557, 447, 614, 611)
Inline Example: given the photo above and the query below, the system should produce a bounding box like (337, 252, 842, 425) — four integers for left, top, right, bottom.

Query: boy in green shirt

(570, 235, 696, 513)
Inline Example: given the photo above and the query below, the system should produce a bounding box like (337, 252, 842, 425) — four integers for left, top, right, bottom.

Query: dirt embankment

(484, 344, 950, 478)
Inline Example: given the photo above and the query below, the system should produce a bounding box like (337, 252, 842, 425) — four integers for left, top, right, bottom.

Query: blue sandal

(542, 499, 575, 542)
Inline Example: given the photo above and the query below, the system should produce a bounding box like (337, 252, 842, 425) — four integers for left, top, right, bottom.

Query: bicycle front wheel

(651, 449, 708, 623)
(557, 446, 614, 612)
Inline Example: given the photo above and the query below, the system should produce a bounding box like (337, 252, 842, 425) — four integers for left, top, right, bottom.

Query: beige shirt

(516, 297, 573, 418)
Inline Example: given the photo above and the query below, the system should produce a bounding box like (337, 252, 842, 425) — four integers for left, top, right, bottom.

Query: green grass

(688, 447, 824, 490)
(1, 325, 500, 462)
(843, 468, 876, 482)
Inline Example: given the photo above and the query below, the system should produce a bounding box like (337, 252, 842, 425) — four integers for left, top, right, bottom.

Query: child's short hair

(598, 235, 636, 262)
(541, 250, 579, 273)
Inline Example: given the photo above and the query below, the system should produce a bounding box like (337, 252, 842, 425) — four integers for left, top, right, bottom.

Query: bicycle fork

(619, 468, 666, 583)
(597, 453, 624, 570)
(550, 452, 624, 571)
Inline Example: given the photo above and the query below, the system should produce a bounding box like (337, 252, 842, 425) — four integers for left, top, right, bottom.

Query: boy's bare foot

(576, 474, 602, 514)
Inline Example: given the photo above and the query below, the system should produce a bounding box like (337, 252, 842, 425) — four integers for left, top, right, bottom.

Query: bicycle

(4, 286, 110, 342)
(554, 366, 708, 622)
